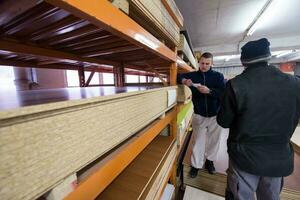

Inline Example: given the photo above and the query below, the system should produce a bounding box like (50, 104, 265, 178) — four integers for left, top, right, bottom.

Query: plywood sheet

(178, 34, 197, 69)
(129, 0, 180, 47)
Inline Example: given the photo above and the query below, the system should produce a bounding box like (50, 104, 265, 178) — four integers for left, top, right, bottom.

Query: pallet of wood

(128, 0, 180, 47)
(0, 86, 177, 200)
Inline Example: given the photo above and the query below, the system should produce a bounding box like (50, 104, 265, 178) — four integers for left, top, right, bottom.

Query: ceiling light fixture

(225, 56, 233, 62)
(246, 0, 276, 36)
(276, 50, 293, 58)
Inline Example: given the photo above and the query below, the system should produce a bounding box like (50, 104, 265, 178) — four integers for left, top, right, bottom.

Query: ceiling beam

(31, 16, 87, 41)
(83, 46, 142, 57)
(0, 58, 36, 68)
(55, 32, 115, 49)
(46, 25, 102, 45)
(0, 58, 116, 73)
(0, 0, 38, 27)
(0, 39, 118, 66)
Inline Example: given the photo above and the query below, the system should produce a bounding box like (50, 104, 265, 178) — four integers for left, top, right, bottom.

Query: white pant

(191, 114, 223, 169)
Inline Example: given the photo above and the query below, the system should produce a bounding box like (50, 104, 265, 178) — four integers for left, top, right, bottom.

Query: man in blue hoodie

(178, 52, 225, 178)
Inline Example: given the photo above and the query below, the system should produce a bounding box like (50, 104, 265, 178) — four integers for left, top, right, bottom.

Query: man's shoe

(189, 167, 199, 178)
(205, 159, 216, 174)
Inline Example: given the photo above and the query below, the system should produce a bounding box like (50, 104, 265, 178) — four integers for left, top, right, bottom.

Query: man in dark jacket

(178, 52, 225, 177)
(217, 38, 300, 200)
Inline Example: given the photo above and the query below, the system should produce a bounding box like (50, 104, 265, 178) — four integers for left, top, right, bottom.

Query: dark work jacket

(217, 63, 300, 177)
(178, 68, 225, 117)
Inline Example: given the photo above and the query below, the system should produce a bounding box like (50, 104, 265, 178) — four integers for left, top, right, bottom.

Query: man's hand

(197, 85, 211, 94)
(182, 78, 193, 87)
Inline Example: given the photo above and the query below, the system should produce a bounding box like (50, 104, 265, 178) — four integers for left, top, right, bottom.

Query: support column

(13, 67, 31, 90)
(78, 66, 85, 87)
(113, 63, 125, 87)
(169, 107, 178, 186)
(99, 73, 104, 85)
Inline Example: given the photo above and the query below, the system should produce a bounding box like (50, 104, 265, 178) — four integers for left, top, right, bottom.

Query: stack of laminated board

(177, 101, 193, 147)
(0, 86, 177, 200)
(109, 0, 129, 14)
(182, 130, 300, 200)
(97, 135, 177, 200)
(129, 0, 181, 47)
(178, 34, 197, 69)
(164, 0, 184, 27)
(177, 85, 192, 104)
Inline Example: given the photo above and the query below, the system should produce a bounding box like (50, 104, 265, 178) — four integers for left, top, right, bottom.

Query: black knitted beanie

(240, 38, 272, 64)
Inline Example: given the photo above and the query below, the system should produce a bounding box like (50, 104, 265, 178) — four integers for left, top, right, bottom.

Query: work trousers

(191, 114, 223, 168)
(226, 159, 283, 200)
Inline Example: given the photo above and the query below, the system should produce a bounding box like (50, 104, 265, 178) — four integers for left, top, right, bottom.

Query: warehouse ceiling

(175, 0, 300, 66)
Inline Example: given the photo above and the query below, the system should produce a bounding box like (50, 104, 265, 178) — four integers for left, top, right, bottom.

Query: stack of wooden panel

(177, 85, 192, 104)
(164, 0, 184, 26)
(177, 101, 193, 147)
(97, 135, 177, 200)
(0, 86, 177, 200)
(110, 0, 129, 14)
(129, 0, 181, 47)
(178, 34, 198, 69)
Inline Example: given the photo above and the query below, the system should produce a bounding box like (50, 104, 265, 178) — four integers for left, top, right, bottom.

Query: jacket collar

(244, 62, 269, 72)
(198, 67, 213, 74)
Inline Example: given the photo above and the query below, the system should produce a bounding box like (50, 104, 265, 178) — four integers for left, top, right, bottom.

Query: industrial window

(66, 70, 79, 87)
(139, 75, 147, 83)
(66, 70, 102, 86)
(0, 65, 16, 90)
(126, 74, 139, 83)
(84, 71, 100, 85)
(153, 77, 161, 82)
(102, 73, 114, 84)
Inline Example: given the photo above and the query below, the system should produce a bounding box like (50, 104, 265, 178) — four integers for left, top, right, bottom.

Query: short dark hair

(200, 52, 213, 60)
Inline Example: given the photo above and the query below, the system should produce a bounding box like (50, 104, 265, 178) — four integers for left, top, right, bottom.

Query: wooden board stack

(0, 86, 177, 200)
(164, 0, 184, 26)
(177, 101, 193, 147)
(110, 0, 129, 14)
(178, 34, 197, 69)
(129, 0, 181, 47)
(177, 85, 192, 104)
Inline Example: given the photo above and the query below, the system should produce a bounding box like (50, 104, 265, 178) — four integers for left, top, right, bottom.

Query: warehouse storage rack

(0, 0, 194, 199)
